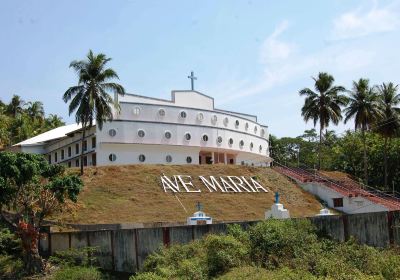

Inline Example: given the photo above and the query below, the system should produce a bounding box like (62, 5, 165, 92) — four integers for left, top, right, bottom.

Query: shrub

(204, 234, 248, 277)
(0, 227, 21, 256)
(218, 266, 318, 280)
(50, 266, 103, 280)
(0, 254, 24, 279)
(130, 272, 167, 280)
(49, 247, 99, 267)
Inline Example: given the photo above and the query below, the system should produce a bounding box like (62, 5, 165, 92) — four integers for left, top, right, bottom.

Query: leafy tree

(299, 72, 347, 169)
(301, 128, 318, 142)
(63, 50, 125, 175)
(44, 114, 65, 131)
(26, 101, 45, 123)
(5, 95, 25, 118)
(344, 78, 382, 184)
(0, 152, 83, 274)
(375, 82, 400, 188)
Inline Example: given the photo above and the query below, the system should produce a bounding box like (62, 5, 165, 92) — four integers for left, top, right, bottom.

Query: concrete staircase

(273, 163, 400, 211)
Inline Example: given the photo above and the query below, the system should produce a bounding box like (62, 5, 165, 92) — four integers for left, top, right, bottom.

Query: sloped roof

(13, 123, 82, 146)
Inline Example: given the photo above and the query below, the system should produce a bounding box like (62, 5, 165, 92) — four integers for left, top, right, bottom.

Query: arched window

(132, 107, 141, 116)
(164, 131, 172, 139)
(259, 145, 262, 153)
(202, 134, 209, 142)
(228, 138, 234, 145)
(185, 132, 191, 141)
(109, 154, 116, 162)
(137, 129, 145, 138)
(197, 113, 204, 121)
(239, 140, 244, 147)
(245, 123, 249, 130)
(158, 108, 166, 117)
(180, 111, 187, 118)
(217, 136, 223, 144)
(186, 156, 192, 163)
(138, 154, 146, 162)
(109, 129, 116, 137)
(223, 117, 229, 126)
(235, 120, 240, 127)
(254, 126, 258, 134)
(211, 115, 218, 124)
(250, 142, 254, 149)
(166, 155, 172, 163)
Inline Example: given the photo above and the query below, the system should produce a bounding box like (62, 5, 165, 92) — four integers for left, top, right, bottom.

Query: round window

(109, 154, 116, 162)
(224, 117, 229, 126)
(185, 133, 191, 141)
(217, 136, 223, 144)
(166, 155, 172, 163)
(228, 138, 234, 145)
(133, 107, 141, 116)
(202, 134, 209, 142)
(250, 142, 254, 149)
(158, 108, 166, 117)
(186, 156, 192, 163)
(211, 115, 218, 124)
(235, 120, 240, 127)
(259, 145, 262, 153)
(197, 113, 204, 121)
(137, 129, 145, 138)
(109, 129, 116, 137)
(180, 111, 187, 118)
(164, 131, 172, 139)
(239, 140, 244, 147)
(138, 154, 146, 162)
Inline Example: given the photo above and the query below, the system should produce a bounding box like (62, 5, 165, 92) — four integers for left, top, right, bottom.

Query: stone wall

(40, 211, 399, 273)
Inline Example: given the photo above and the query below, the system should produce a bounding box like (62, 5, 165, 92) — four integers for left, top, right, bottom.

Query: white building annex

(11, 89, 271, 167)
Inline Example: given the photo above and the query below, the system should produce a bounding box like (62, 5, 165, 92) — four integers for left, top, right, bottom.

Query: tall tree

(375, 82, 400, 188)
(44, 114, 65, 130)
(344, 78, 382, 184)
(26, 101, 45, 123)
(299, 72, 347, 169)
(63, 50, 125, 175)
(6, 95, 25, 117)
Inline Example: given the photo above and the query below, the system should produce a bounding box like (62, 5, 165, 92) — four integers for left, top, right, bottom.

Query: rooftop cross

(196, 201, 203, 211)
(187, 71, 197, 91)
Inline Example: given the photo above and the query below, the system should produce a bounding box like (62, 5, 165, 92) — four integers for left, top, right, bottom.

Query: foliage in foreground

(130, 219, 400, 280)
(50, 266, 103, 280)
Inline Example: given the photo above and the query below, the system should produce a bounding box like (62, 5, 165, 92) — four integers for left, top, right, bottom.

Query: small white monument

(316, 208, 334, 216)
(265, 192, 290, 219)
(187, 202, 213, 225)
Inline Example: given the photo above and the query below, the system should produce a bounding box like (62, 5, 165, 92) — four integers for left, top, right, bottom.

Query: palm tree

(375, 82, 400, 188)
(344, 78, 382, 184)
(299, 72, 347, 169)
(63, 50, 125, 175)
(26, 101, 45, 123)
(44, 114, 65, 130)
(6, 95, 25, 117)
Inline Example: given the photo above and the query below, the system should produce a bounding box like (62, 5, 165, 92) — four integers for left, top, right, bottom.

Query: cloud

(330, 1, 400, 40)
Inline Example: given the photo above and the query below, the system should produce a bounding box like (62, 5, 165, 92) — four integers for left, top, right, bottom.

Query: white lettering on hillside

(161, 175, 269, 193)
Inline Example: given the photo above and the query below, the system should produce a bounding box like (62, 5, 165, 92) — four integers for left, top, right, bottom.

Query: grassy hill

(54, 165, 322, 224)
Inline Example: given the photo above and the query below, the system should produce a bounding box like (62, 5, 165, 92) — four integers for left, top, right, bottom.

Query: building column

(224, 153, 227, 165)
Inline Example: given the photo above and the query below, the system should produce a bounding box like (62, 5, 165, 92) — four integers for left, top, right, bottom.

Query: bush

(218, 266, 318, 280)
(49, 247, 99, 267)
(130, 272, 167, 280)
(50, 266, 103, 280)
(0, 227, 21, 256)
(0, 254, 24, 279)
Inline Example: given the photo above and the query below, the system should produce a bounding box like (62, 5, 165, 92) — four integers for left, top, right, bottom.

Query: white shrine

(265, 192, 290, 219)
(187, 202, 213, 225)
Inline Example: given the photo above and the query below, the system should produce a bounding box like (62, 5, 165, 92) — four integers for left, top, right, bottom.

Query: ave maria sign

(160, 175, 269, 193)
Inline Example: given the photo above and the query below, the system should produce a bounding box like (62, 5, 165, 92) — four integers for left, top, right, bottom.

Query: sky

(1, 0, 400, 137)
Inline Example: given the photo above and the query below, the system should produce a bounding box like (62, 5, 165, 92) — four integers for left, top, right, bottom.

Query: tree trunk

(384, 137, 388, 189)
(362, 128, 368, 185)
(318, 124, 322, 170)
(80, 124, 86, 176)
(18, 221, 44, 274)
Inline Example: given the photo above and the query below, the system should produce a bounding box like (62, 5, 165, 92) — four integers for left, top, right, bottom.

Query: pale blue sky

(1, 0, 400, 137)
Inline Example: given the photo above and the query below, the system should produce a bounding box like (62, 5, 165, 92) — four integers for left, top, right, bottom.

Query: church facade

(12, 90, 271, 167)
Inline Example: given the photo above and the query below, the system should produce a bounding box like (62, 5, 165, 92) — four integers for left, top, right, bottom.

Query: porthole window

(133, 107, 141, 116)
(202, 134, 209, 142)
(217, 136, 223, 144)
(164, 131, 172, 139)
(254, 126, 258, 133)
(211, 115, 218, 124)
(259, 145, 262, 153)
(180, 111, 187, 119)
(158, 108, 166, 117)
(228, 138, 234, 145)
(109, 129, 116, 137)
(239, 140, 244, 147)
(245, 123, 249, 130)
(109, 154, 116, 162)
(197, 113, 204, 121)
(250, 142, 254, 149)
(137, 129, 145, 138)
(186, 156, 192, 163)
(224, 117, 229, 126)
(138, 154, 146, 162)
(184, 132, 191, 141)
(235, 120, 240, 127)
(166, 155, 172, 163)
(261, 128, 265, 137)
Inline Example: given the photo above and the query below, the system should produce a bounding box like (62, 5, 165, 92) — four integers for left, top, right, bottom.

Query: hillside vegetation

(53, 164, 321, 224)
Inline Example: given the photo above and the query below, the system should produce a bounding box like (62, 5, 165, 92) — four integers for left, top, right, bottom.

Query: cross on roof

(188, 71, 197, 91)
(196, 201, 203, 211)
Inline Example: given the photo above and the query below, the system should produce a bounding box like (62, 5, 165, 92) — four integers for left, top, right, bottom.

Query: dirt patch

(53, 164, 322, 224)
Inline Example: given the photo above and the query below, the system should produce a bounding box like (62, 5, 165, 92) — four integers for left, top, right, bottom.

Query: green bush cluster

(131, 219, 400, 280)
(50, 266, 103, 280)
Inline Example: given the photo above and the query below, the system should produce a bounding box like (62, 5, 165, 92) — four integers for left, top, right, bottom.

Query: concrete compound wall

(40, 211, 399, 273)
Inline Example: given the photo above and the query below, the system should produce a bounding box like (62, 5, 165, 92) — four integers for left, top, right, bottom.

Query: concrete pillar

(224, 153, 227, 165)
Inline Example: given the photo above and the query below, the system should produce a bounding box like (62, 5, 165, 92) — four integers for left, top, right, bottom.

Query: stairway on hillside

(273, 163, 400, 211)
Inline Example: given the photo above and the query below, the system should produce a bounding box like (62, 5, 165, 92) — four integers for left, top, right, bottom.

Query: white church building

(11, 89, 271, 167)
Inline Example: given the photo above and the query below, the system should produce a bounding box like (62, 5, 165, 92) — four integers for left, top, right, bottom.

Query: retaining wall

(40, 211, 399, 273)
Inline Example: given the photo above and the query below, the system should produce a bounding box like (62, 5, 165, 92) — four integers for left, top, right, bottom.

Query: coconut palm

(375, 82, 400, 188)
(344, 78, 382, 184)
(63, 50, 125, 175)
(299, 72, 347, 169)
(26, 101, 45, 123)
(44, 114, 65, 130)
(6, 95, 25, 117)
